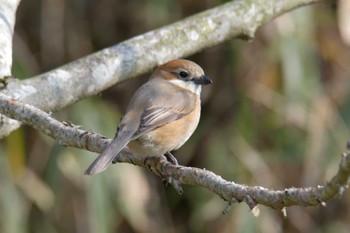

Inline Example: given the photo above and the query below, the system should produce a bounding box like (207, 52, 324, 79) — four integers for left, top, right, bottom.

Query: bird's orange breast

(127, 98, 201, 158)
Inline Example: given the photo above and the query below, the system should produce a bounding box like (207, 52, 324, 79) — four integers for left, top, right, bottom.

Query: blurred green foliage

(1, 1, 350, 233)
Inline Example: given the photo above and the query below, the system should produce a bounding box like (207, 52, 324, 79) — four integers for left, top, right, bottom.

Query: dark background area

(1, 1, 350, 233)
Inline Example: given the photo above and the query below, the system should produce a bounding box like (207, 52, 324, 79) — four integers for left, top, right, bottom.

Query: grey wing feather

(131, 107, 186, 140)
(130, 80, 197, 139)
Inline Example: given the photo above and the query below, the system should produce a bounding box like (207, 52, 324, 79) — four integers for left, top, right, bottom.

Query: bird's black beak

(193, 75, 212, 85)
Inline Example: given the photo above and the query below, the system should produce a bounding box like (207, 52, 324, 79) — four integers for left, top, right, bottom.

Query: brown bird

(85, 59, 212, 175)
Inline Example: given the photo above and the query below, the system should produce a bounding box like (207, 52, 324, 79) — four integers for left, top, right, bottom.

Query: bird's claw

(144, 155, 183, 194)
(165, 152, 179, 166)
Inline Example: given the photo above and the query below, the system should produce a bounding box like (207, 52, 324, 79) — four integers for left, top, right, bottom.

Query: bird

(85, 59, 212, 175)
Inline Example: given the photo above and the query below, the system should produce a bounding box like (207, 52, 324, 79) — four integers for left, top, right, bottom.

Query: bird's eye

(179, 71, 189, 78)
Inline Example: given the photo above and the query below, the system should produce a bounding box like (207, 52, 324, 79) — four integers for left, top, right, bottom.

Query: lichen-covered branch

(0, 0, 22, 137)
(0, 0, 324, 138)
(0, 0, 21, 79)
(0, 93, 348, 212)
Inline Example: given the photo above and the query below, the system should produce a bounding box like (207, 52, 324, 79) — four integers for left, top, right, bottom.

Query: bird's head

(151, 59, 212, 95)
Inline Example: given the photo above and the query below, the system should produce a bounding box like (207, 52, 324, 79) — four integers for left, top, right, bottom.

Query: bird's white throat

(169, 79, 202, 95)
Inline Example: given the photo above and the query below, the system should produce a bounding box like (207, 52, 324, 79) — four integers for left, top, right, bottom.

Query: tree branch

(0, 0, 324, 138)
(0, 0, 21, 80)
(0, 92, 348, 213)
(0, 0, 22, 135)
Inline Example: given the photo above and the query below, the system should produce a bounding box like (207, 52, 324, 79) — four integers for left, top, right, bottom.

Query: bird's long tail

(84, 137, 129, 175)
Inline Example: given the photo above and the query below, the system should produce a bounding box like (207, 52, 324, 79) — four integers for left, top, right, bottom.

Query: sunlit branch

(0, 0, 21, 79)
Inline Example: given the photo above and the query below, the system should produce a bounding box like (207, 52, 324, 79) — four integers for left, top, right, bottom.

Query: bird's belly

(128, 104, 200, 158)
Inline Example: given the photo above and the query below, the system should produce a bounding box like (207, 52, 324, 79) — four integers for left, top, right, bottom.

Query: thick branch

(0, 0, 21, 79)
(0, 0, 324, 138)
(0, 93, 348, 212)
(0, 0, 22, 134)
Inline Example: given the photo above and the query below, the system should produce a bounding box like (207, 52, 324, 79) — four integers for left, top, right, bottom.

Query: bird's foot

(165, 152, 179, 166)
(144, 155, 183, 194)
(144, 156, 164, 176)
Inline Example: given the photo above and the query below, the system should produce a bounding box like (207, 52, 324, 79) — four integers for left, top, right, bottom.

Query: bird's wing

(130, 107, 184, 139)
(131, 87, 197, 139)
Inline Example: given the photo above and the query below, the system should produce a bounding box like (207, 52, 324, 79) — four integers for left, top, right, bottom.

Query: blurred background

(1, 0, 350, 232)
